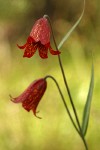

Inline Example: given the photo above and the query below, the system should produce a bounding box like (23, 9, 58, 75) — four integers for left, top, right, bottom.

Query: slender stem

(44, 15, 88, 150)
(45, 75, 80, 135)
(44, 14, 81, 130)
(45, 75, 88, 150)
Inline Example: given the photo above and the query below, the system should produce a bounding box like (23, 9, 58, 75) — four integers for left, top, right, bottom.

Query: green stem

(45, 75, 88, 150)
(44, 14, 88, 150)
(44, 14, 81, 130)
(45, 75, 80, 134)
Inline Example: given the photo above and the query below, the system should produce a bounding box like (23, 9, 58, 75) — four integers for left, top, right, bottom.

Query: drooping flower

(17, 17, 60, 59)
(10, 78, 47, 119)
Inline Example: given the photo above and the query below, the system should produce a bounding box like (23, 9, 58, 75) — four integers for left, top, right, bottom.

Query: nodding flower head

(17, 17, 60, 59)
(10, 78, 47, 119)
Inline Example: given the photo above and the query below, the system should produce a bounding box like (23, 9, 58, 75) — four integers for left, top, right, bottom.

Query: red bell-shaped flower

(17, 18, 60, 58)
(10, 78, 47, 118)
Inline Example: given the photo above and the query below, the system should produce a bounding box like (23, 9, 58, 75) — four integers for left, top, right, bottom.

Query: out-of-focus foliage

(0, 0, 100, 150)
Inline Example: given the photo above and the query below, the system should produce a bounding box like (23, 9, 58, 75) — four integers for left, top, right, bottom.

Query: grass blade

(58, 0, 85, 50)
(82, 62, 94, 136)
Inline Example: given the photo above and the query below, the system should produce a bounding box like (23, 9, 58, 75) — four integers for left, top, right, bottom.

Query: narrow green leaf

(82, 62, 94, 136)
(58, 0, 85, 50)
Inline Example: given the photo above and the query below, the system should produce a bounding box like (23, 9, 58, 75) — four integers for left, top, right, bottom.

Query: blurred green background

(0, 0, 100, 150)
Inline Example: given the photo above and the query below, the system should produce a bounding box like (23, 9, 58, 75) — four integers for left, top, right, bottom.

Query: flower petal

(49, 45, 61, 55)
(38, 43, 48, 59)
(10, 78, 47, 118)
(17, 43, 27, 49)
(27, 36, 35, 43)
(22, 99, 33, 112)
(23, 44, 37, 58)
(30, 18, 50, 45)
(17, 36, 35, 50)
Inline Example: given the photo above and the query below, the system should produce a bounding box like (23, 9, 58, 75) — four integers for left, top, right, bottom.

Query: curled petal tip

(17, 44, 27, 49)
(49, 45, 61, 55)
(50, 49, 61, 55)
(33, 110, 42, 119)
(9, 94, 15, 102)
(35, 114, 42, 119)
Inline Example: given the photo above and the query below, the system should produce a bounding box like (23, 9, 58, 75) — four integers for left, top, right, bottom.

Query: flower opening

(17, 18, 60, 59)
(10, 78, 47, 119)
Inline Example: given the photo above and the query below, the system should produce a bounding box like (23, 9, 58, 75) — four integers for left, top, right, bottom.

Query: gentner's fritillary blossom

(17, 18, 60, 58)
(10, 78, 47, 119)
